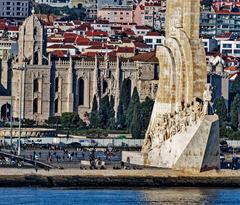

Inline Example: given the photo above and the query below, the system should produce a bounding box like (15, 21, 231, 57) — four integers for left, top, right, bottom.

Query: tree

(232, 75, 240, 94)
(214, 96, 228, 125)
(140, 97, 154, 131)
(61, 112, 81, 128)
(201, 0, 213, 7)
(34, 4, 86, 20)
(99, 95, 110, 129)
(117, 79, 131, 129)
(231, 94, 240, 130)
(45, 116, 61, 126)
(130, 103, 142, 139)
(108, 95, 116, 129)
(214, 96, 228, 138)
(22, 119, 36, 127)
(90, 95, 100, 128)
(126, 87, 140, 130)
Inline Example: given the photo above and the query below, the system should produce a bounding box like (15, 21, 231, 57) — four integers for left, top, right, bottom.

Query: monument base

(122, 115, 220, 172)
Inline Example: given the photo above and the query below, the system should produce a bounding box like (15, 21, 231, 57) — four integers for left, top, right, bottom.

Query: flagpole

(10, 67, 13, 148)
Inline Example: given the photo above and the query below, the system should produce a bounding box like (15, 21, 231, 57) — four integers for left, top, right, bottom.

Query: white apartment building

(220, 40, 240, 57)
(143, 31, 165, 50)
(0, 0, 30, 19)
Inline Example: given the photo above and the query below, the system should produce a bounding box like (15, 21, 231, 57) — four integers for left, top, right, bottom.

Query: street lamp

(17, 60, 26, 156)
(10, 66, 13, 147)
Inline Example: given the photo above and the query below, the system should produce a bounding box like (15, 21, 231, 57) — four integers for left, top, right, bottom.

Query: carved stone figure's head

(205, 83, 212, 90)
(174, 7, 183, 28)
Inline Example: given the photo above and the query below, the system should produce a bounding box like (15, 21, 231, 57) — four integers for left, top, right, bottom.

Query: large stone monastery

(0, 13, 159, 122)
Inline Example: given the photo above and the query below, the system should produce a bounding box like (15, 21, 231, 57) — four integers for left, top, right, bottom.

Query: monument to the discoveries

(123, 0, 220, 172)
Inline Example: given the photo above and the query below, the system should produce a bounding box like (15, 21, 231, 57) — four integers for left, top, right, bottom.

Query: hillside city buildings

(0, 0, 239, 122)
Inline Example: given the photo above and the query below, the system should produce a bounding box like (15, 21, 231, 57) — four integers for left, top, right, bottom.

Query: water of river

(0, 188, 239, 205)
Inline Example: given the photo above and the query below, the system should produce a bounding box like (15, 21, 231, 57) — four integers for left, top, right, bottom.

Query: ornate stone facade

(0, 14, 159, 122)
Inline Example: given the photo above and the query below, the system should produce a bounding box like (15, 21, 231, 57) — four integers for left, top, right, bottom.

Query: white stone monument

(122, 0, 220, 172)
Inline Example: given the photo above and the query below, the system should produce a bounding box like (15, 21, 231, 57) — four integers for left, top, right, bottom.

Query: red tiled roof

(146, 31, 161, 36)
(122, 29, 135, 36)
(48, 44, 76, 49)
(216, 11, 240, 15)
(80, 52, 105, 57)
(117, 47, 135, 53)
(86, 30, 108, 37)
(0, 25, 19, 31)
(72, 20, 82, 25)
(74, 24, 91, 31)
(225, 66, 239, 71)
(63, 37, 76, 43)
(0, 19, 7, 25)
(63, 32, 78, 38)
(51, 50, 68, 57)
(75, 36, 90, 44)
(134, 41, 150, 49)
(129, 51, 158, 62)
(89, 41, 102, 46)
(87, 44, 114, 50)
(122, 39, 132, 43)
(0, 25, 7, 30)
(47, 38, 63, 43)
(135, 25, 151, 30)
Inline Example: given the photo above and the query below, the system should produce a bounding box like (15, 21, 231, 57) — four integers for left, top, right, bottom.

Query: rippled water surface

(0, 188, 240, 205)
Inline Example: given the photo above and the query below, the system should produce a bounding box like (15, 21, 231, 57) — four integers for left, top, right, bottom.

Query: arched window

(33, 98, 38, 113)
(78, 78, 84, 106)
(34, 51, 38, 65)
(55, 98, 58, 113)
(33, 79, 39, 93)
(126, 78, 132, 97)
(1, 103, 11, 120)
(102, 80, 108, 94)
(55, 77, 59, 92)
(154, 64, 159, 80)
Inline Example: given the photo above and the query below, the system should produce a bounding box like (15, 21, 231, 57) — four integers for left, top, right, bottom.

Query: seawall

(1, 168, 240, 187)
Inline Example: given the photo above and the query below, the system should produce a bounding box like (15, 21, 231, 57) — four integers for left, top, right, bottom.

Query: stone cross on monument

(123, 0, 220, 172)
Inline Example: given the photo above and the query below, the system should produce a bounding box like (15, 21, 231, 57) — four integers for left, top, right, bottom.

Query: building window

(55, 98, 58, 113)
(234, 50, 240, 54)
(223, 44, 232, 48)
(145, 39, 153, 43)
(55, 77, 59, 92)
(78, 78, 84, 106)
(34, 51, 38, 65)
(154, 65, 159, 80)
(33, 79, 39, 93)
(102, 80, 108, 94)
(222, 49, 232, 54)
(126, 78, 132, 97)
(33, 98, 38, 113)
(1, 103, 11, 120)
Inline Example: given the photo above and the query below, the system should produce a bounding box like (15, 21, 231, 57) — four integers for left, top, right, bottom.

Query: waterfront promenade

(1, 168, 240, 187)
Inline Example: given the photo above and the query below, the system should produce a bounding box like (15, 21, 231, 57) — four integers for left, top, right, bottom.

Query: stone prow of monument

(122, 0, 220, 172)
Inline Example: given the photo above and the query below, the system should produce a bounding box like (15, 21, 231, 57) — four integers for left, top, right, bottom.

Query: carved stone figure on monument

(179, 109, 188, 133)
(203, 84, 213, 115)
(189, 104, 197, 125)
(174, 111, 181, 133)
(142, 133, 152, 153)
(169, 7, 183, 35)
